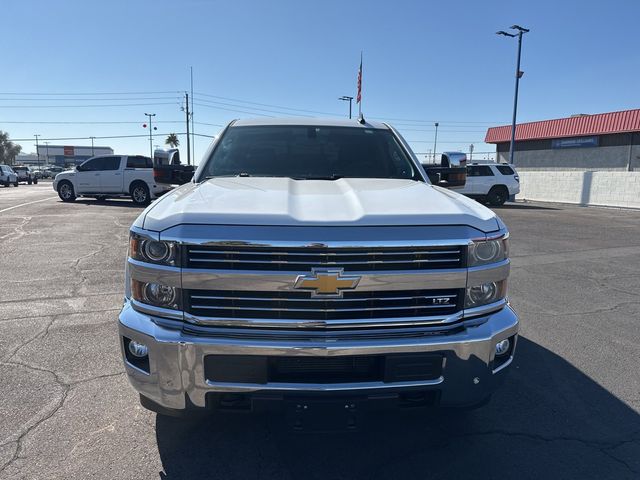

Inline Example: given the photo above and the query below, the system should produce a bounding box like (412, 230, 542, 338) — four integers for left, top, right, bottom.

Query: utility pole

(190, 66, 195, 163)
(34, 134, 40, 169)
(90, 136, 95, 156)
(144, 113, 156, 159)
(185, 93, 191, 166)
(433, 122, 439, 163)
(469, 143, 474, 161)
(338, 96, 354, 119)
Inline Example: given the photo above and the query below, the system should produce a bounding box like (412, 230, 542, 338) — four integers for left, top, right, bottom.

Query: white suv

(1, 165, 19, 187)
(456, 163, 520, 206)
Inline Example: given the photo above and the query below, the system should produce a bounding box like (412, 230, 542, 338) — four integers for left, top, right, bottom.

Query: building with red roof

(485, 109, 640, 170)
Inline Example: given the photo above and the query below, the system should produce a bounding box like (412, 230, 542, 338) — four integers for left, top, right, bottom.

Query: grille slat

(186, 245, 465, 271)
(188, 249, 461, 256)
(190, 293, 457, 303)
(186, 288, 462, 321)
(190, 304, 455, 313)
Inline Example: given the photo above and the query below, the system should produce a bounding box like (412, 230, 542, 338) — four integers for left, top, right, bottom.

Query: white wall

(516, 170, 640, 209)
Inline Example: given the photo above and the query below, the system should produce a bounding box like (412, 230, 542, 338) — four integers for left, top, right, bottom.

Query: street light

(338, 96, 354, 119)
(143, 113, 156, 159)
(433, 122, 439, 163)
(43, 142, 50, 166)
(497, 24, 530, 165)
(89, 136, 95, 157)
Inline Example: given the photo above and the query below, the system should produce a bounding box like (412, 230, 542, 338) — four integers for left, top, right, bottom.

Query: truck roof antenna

(358, 113, 366, 124)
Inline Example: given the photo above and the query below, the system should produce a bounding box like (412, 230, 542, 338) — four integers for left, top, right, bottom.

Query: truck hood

(141, 177, 499, 232)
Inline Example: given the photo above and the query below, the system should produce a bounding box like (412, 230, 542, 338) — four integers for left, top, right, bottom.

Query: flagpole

(358, 51, 363, 118)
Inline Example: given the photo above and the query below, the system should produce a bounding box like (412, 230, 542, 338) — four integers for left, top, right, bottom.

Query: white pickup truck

(53, 155, 172, 205)
(119, 118, 518, 422)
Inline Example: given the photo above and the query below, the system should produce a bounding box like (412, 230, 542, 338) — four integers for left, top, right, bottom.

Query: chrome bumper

(118, 301, 519, 410)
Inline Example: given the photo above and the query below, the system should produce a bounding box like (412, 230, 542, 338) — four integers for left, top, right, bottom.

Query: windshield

(200, 125, 420, 180)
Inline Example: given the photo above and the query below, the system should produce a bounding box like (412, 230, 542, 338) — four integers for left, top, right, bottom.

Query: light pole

(433, 122, 439, 163)
(497, 25, 529, 165)
(144, 113, 156, 159)
(34, 134, 40, 169)
(338, 96, 354, 119)
(89, 136, 95, 156)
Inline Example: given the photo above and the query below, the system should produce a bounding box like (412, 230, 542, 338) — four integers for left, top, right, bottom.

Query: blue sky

(1, 0, 639, 163)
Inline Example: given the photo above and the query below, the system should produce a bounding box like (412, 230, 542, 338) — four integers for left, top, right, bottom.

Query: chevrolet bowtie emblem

(294, 268, 361, 297)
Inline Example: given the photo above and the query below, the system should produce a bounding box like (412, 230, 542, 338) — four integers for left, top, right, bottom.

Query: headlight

(131, 279, 181, 310)
(468, 235, 509, 267)
(129, 232, 178, 266)
(465, 280, 508, 308)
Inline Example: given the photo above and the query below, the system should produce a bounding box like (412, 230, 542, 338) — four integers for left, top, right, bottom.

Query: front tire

(57, 181, 76, 202)
(486, 186, 508, 206)
(14, 181, 18, 187)
(27, 179, 32, 185)
(130, 183, 150, 206)
(33, 178, 38, 185)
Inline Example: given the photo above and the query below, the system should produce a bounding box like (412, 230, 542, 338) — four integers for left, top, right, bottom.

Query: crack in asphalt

(0, 307, 121, 324)
(0, 361, 126, 475)
(0, 215, 33, 243)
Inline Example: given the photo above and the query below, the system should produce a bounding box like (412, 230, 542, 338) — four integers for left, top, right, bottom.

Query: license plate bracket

(284, 398, 363, 432)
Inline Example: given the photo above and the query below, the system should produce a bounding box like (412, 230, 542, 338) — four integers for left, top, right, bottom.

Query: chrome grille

(186, 288, 462, 321)
(185, 246, 465, 271)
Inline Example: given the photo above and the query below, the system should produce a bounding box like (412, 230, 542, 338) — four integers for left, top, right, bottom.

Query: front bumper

(118, 301, 519, 411)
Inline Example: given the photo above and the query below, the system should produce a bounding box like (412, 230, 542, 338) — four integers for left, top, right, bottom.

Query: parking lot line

(0, 196, 58, 214)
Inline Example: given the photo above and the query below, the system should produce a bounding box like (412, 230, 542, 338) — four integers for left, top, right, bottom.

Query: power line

(0, 102, 179, 109)
(193, 96, 312, 117)
(10, 132, 217, 142)
(0, 91, 181, 95)
(195, 91, 342, 117)
(0, 120, 224, 127)
(193, 102, 275, 117)
(0, 97, 180, 101)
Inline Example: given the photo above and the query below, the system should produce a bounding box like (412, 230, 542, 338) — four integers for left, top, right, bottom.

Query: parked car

(0, 165, 19, 187)
(12, 165, 38, 185)
(119, 117, 518, 418)
(53, 155, 174, 205)
(455, 163, 520, 206)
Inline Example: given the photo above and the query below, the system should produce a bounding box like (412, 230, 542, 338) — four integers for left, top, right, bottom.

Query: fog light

(495, 338, 510, 356)
(128, 340, 149, 358)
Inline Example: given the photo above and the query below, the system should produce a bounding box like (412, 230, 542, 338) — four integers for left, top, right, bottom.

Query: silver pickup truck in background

(119, 118, 518, 424)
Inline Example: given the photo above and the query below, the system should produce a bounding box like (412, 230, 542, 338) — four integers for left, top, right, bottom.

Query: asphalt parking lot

(1, 183, 639, 479)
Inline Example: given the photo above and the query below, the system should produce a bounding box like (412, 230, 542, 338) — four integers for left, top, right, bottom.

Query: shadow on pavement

(495, 202, 560, 211)
(73, 198, 144, 209)
(155, 337, 639, 479)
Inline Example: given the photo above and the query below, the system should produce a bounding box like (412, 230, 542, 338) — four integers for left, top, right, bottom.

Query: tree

(165, 133, 180, 148)
(0, 131, 22, 166)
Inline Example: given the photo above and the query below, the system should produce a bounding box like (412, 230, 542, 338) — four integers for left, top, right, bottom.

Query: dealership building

(484, 108, 640, 208)
(17, 145, 114, 167)
(485, 108, 640, 171)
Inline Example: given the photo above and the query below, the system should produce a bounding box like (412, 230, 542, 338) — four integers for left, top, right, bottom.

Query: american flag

(356, 55, 362, 104)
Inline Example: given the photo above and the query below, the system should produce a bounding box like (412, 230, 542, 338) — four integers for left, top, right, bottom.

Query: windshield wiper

(293, 174, 343, 180)
(203, 173, 251, 180)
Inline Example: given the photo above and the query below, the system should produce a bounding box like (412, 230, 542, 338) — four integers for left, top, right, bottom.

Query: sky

(1, 0, 639, 164)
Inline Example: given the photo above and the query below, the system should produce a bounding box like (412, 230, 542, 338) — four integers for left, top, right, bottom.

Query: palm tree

(165, 133, 180, 148)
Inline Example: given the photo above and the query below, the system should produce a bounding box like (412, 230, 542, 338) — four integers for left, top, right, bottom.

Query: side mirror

(76, 165, 84, 171)
(437, 179, 449, 188)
